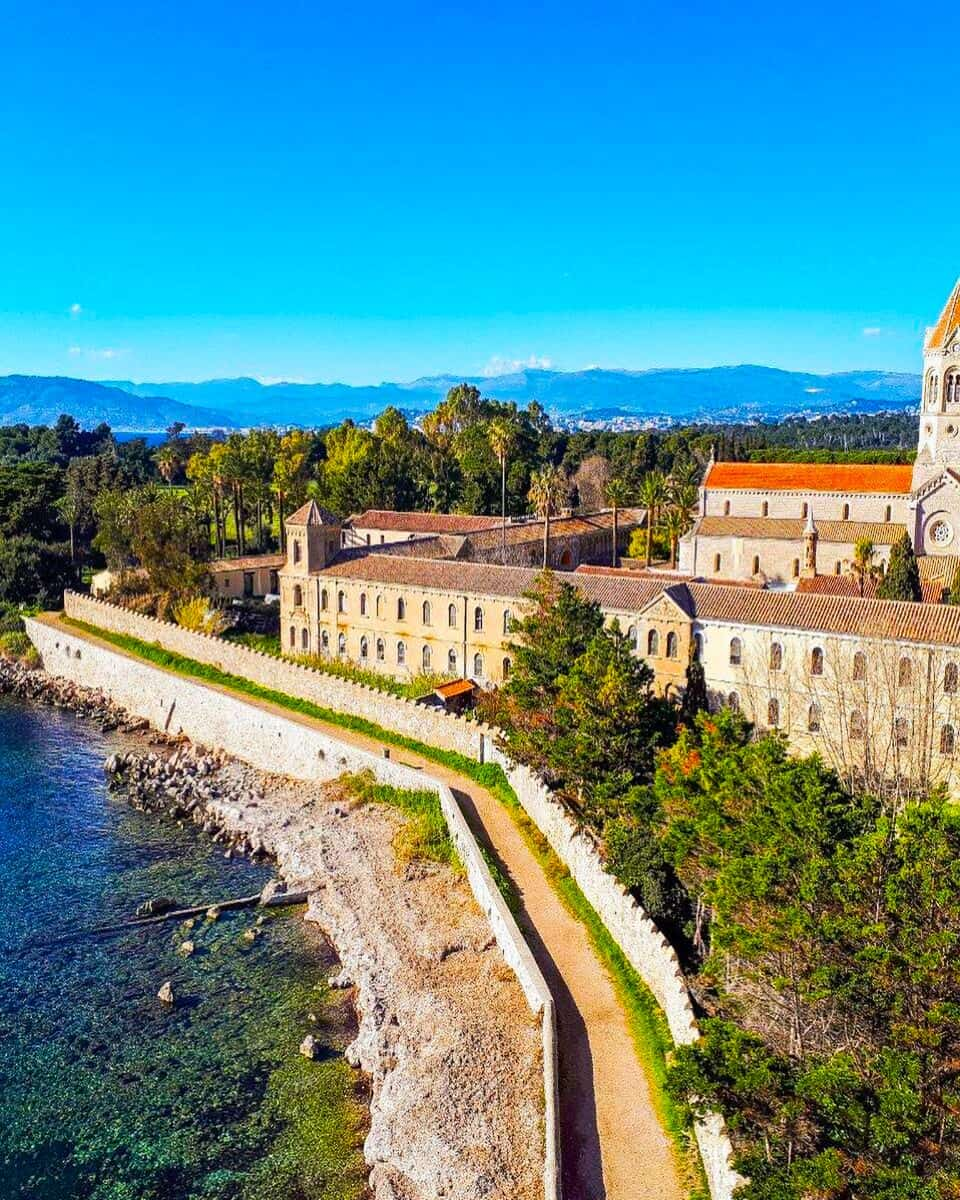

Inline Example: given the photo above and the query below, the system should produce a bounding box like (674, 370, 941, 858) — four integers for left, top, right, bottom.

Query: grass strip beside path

(60, 611, 705, 1191)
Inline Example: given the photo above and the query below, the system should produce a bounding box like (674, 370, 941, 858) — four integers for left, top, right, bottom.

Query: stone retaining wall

(57, 593, 740, 1198)
(63, 592, 490, 761)
(26, 615, 560, 1200)
(484, 742, 743, 1200)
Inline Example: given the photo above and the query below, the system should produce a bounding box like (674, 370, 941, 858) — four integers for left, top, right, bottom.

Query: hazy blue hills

(0, 375, 237, 430)
(0, 365, 922, 431)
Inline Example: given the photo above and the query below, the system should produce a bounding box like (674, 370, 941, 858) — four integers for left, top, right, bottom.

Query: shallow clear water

(0, 697, 367, 1200)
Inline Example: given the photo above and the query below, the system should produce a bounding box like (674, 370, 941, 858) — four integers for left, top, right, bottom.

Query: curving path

(44, 615, 687, 1199)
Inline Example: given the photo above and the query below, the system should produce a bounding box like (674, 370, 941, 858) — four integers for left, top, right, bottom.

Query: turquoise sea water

(0, 697, 367, 1200)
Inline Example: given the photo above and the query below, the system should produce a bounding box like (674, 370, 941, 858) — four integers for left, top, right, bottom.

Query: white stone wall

(484, 742, 744, 1200)
(703, 488, 909, 523)
(26, 615, 560, 1200)
(63, 592, 490, 761)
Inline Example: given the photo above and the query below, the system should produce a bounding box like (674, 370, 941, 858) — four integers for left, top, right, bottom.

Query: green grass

(223, 629, 455, 701)
(340, 769, 460, 870)
(60, 611, 705, 1190)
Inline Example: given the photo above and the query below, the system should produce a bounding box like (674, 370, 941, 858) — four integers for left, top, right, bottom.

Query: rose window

(931, 520, 953, 547)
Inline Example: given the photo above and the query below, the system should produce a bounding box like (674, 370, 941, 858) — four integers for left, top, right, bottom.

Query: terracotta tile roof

(686, 582, 960, 646)
(286, 500, 340, 526)
(926, 278, 960, 350)
(434, 679, 477, 700)
(209, 553, 285, 572)
(348, 509, 501, 534)
(462, 507, 646, 552)
(795, 573, 947, 605)
(575, 563, 764, 589)
(374, 534, 468, 559)
(704, 461, 914, 494)
(695, 516, 907, 545)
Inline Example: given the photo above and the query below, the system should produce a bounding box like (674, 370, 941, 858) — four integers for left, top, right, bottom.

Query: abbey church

(678, 278, 960, 590)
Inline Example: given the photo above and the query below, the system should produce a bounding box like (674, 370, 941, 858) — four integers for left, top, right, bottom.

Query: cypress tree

(679, 656, 710, 728)
(876, 532, 922, 602)
(948, 562, 960, 605)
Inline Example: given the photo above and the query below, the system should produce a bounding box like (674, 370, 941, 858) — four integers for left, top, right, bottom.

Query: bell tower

(284, 500, 342, 574)
(914, 277, 960, 490)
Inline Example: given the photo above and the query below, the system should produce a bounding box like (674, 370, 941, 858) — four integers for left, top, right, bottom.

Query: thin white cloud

(481, 353, 553, 377)
(862, 326, 883, 337)
(69, 302, 83, 316)
(68, 345, 125, 361)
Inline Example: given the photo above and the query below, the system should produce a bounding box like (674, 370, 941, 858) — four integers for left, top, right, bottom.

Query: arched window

(360, 592, 367, 616)
(810, 647, 824, 676)
(474, 606, 484, 632)
(397, 640, 406, 665)
(884, 505, 892, 523)
(767, 698, 780, 727)
(397, 597, 406, 620)
(647, 629, 660, 656)
(448, 603, 457, 627)
(320, 588, 328, 611)
(422, 645, 432, 670)
(723, 500, 731, 516)
(941, 724, 956, 755)
(853, 651, 867, 681)
(321, 630, 329, 653)
(761, 501, 769, 517)
(850, 710, 865, 740)
(752, 555, 760, 575)
(289, 626, 296, 648)
(447, 647, 457, 673)
(693, 632, 703, 660)
(834, 561, 842, 575)
(503, 609, 512, 635)
(898, 657, 912, 687)
(337, 590, 346, 613)
(895, 717, 909, 748)
(727, 691, 740, 712)
(927, 370, 940, 407)
(473, 653, 484, 677)
(376, 638, 385, 662)
(376, 594, 383, 618)
(947, 370, 960, 405)
(293, 540, 301, 564)
(559, 549, 573, 568)
(802, 502, 809, 518)
(337, 632, 346, 656)
(422, 600, 431, 625)
(301, 628, 310, 651)
(842, 503, 850, 520)
(714, 553, 722, 573)
(770, 642, 783, 671)
(792, 558, 800, 578)
(729, 637, 742, 666)
(946, 662, 959, 694)
(666, 631, 678, 659)
(808, 703, 821, 733)
(502, 657, 511, 678)
(360, 635, 368, 660)
(293, 584, 303, 608)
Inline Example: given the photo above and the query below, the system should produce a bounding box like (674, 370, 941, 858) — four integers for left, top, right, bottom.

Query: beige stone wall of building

(687, 534, 893, 584)
(696, 617, 960, 795)
(211, 561, 282, 600)
(702, 488, 909, 523)
(282, 573, 522, 685)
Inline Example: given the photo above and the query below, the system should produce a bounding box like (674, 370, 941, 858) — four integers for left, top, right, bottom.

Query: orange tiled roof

(926, 278, 960, 351)
(704, 461, 914, 494)
(434, 679, 477, 699)
(286, 500, 340, 526)
(795, 574, 947, 605)
(209, 553, 285, 572)
(695, 516, 907, 545)
(348, 509, 501, 534)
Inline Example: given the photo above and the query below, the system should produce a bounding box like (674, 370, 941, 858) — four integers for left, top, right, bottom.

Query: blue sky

(0, 0, 957, 384)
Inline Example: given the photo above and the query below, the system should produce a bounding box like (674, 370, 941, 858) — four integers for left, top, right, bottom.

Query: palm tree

(528, 465, 568, 568)
(637, 471, 668, 567)
(850, 538, 881, 597)
(155, 443, 179, 484)
(604, 476, 632, 566)
(487, 417, 517, 564)
(662, 507, 689, 570)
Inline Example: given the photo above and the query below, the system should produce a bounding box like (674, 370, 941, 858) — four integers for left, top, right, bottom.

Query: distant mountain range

(0, 365, 923, 432)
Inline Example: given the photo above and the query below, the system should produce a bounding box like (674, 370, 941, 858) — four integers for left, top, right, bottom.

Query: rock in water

(157, 981, 175, 1006)
(137, 896, 177, 917)
(299, 1034, 319, 1060)
(177, 940, 195, 957)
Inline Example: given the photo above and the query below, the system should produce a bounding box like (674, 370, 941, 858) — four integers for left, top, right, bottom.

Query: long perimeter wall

(60, 591, 739, 1199)
(26, 613, 559, 1200)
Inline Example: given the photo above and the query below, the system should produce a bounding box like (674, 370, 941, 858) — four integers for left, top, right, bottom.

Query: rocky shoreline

(0, 655, 544, 1200)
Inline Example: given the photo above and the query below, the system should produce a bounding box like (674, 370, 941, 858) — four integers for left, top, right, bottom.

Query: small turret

(284, 500, 341, 574)
(801, 505, 818, 578)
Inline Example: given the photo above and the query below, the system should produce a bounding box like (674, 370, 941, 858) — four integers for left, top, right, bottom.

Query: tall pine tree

(876, 531, 922, 602)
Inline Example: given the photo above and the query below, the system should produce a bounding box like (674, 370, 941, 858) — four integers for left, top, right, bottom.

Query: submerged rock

(157, 981, 175, 1006)
(177, 940, 195, 957)
(137, 896, 177, 917)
